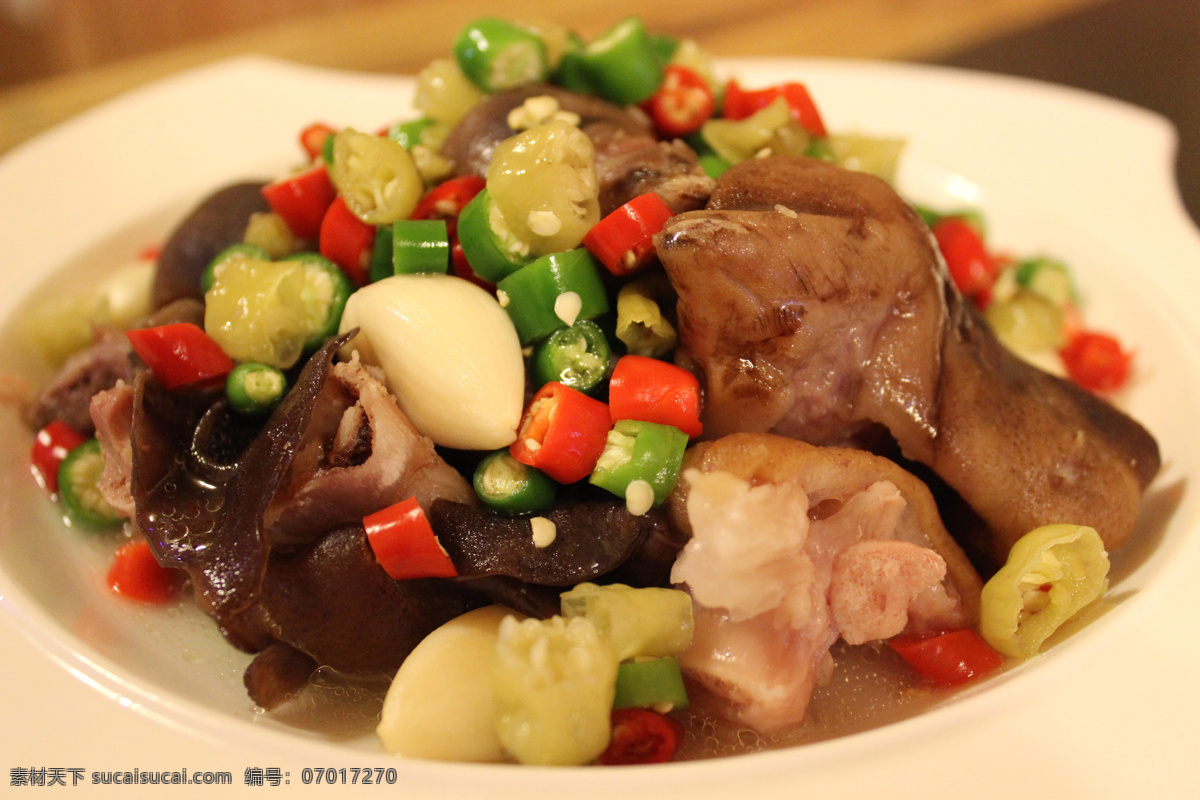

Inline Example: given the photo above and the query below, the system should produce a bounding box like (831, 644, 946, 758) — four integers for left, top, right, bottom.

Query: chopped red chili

(510, 382, 611, 484)
(365, 497, 458, 580)
(607, 355, 703, 438)
(598, 708, 684, 766)
(125, 323, 234, 391)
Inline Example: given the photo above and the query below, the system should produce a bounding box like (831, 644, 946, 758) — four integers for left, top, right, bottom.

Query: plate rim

(2, 55, 1199, 797)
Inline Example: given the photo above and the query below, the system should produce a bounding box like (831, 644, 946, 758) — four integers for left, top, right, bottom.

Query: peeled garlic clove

(338, 274, 523, 450)
(377, 606, 514, 762)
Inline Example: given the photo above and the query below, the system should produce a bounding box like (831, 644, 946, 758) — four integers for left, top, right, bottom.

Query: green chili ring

(369, 223, 395, 283)
(588, 420, 688, 508)
(551, 32, 597, 95)
(980, 523, 1110, 659)
(613, 657, 689, 711)
(281, 252, 355, 350)
(473, 450, 557, 515)
(495, 248, 610, 345)
(456, 189, 532, 283)
(226, 362, 289, 417)
(392, 219, 451, 275)
(388, 117, 437, 150)
(532, 320, 612, 394)
(454, 18, 549, 93)
(58, 439, 123, 528)
(578, 17, 664, 106)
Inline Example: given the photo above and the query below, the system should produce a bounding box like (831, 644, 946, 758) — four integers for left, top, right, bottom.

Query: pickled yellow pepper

(980, 523, 1110, 659)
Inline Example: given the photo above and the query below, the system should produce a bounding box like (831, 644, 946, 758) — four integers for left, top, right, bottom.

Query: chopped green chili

(392, 219, 451, 275)
(588, 420, 688, 509)
(387, 117, 437, 150)
(560, 582, 694, 661)
(369, 223, 394, 283)
(225, 362, 289, 417)
(330, 128, 423, 225)
(58, 439, 123, 527)
(559, 582, 696, 662)
(648, 33, 680, 66)
(472, 450, 556, 515)
(456, 188, 533, 283)
(684, 133, 732, 179)
(577, 17, 663, 105)
(280, 252, 355, 350)
(204, 256, 311, 368)
(495, 248, 609, 344)
(614, 276, 678, 357)
(201, 242, 272, 293)
(1015, 256, 1076, 307)
(492, 615, 616, 766)
(532, 320, 612, 394)
(803, 135, 836, 162)
(205, 247, 351, 352)
(454, 18, 549, 93)
(550, 32, 596, 95)
(613, 657, 689, 711)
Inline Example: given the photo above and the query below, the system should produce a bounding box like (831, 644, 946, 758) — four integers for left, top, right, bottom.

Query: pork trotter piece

(667, 432, 981, 732)
(656, 156, 1159, 565)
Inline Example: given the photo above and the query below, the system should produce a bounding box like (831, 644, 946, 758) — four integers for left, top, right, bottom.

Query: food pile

(19, 16, 1159, 766)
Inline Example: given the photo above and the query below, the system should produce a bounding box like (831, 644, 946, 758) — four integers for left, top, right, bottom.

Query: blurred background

(0, 0, 1197, 221)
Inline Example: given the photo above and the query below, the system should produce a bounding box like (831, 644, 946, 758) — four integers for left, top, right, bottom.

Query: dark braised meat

(655, 155, 1160, 566)
(242, 642, 317, 710)
(260, 356, 476, 548)
(441, 84, 648, 178)
(25, 298, 204, 435)
(25, 330, 134, 435)
(125, 335, 482, 703)
(247, 525, 482, 676)
(589, 123, 714, 215)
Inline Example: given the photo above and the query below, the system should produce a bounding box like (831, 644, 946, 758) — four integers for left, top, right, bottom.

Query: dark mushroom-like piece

(429, 497, 670, 586)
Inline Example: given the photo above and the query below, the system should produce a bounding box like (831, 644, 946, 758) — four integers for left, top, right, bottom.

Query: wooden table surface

(1, 0, 1195, 222)
(0, 0, 1106, 156)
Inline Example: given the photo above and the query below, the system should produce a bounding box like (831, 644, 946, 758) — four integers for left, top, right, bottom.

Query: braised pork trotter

(656, 156, 1160, 566)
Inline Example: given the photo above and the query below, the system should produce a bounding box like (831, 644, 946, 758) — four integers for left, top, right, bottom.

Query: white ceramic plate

(2, 57, 1199, 799)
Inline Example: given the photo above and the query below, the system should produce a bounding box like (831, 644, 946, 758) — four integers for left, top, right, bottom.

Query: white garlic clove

(377, 606, 514, 762)
(338, 274, 524, 450)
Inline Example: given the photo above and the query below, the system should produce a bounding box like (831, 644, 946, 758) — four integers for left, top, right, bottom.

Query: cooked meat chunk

(244, 526, 481, 679)
(589, 123, 714, 215)
(667, 432, 980, 732)
(25, 331, 134, 435)
(128, 335, 481, 685)
(428, 497, 669, 585)
(263, 356, 476, 547)
(829, 539, 951, 645)
(243, 642, 318, 710)
(26, 297, 205, 435)
(656, 156, 1159, 566)
(89, 382, 135, 518)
